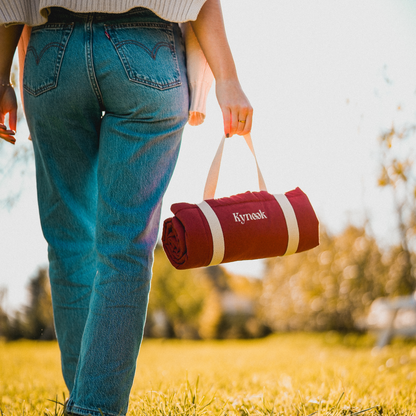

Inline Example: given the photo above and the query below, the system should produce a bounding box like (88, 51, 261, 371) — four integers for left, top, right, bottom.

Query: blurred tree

(0, 288, 10, 339)
(2, 267, 55, 340)
(5, 309, 26, 340)
(20, 267, 55, 340)
(377, 121, 416, 293)
(146, 245, 269, 339)
(260, 225, 389, 332)
(200, 267, 270, 339)
(146, 245, 208, 339)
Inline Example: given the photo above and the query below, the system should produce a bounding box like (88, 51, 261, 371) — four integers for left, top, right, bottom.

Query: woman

(0, 1, 252, 415)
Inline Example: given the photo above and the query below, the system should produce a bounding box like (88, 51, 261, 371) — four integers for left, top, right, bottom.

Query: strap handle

(203, 133, 267, 200)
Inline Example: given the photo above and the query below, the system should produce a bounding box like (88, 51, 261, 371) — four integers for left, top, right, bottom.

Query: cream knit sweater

(1, 0, 214, 125)
(0, 0, 207, 26)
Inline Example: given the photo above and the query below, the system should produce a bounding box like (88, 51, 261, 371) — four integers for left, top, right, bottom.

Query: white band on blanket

(197, 201, 225, 266)
(273, 194, 299, 255)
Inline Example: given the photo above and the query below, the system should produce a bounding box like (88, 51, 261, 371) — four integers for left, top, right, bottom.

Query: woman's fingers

(8, 107, 17, 132)
(0, 125, 16, 144)
(216, 79, 253, 138)
(222, 107, 232, 138)
(0, 86, 18, 144)
(221, 102, 253, 137)
(235, 108, 253, 136)
(228, 105, 253, 137)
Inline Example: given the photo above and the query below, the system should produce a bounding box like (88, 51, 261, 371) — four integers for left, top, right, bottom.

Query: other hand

(0, 85, 17, 145)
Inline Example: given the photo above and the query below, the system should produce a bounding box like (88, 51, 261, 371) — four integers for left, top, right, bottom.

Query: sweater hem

(0, 0, 208, 26)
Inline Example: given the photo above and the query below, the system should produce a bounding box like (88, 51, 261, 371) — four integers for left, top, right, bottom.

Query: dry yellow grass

(1, 333, 416, 415)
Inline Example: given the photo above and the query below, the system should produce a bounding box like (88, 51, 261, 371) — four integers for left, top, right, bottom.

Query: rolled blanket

(162, 187, 319, 270)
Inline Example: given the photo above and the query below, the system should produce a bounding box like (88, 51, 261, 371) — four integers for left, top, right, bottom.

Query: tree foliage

(145, 245, 269, 339)
(1, 267, 55, 340)
(146, 245, 208, 338)
(22, 267, 55, 339)
(377, 121, 416, 293)
(0, 288, 10, 339)
(260, 225, 391, 332)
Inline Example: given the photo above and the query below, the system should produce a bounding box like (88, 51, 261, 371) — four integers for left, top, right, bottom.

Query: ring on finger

(238, 119, 246, 123)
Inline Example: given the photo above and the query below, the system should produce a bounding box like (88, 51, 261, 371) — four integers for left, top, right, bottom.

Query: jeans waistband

(48, 7, 155, 24)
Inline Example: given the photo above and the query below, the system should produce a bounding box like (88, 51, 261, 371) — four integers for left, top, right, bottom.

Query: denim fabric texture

(23, 7, 189, 416)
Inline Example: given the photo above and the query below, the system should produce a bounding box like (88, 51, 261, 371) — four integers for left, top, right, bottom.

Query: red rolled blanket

(162, 134, 319, 269)
(162, 188, 319, 269)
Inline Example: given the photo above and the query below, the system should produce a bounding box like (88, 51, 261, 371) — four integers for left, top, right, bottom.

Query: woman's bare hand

(0, 24, 24, 145)
(191, 0, 253, 138)
(0, 86, 17, 144)
(216, 79, 253, 138)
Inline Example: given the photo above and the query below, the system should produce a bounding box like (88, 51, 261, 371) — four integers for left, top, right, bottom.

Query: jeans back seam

(85, 18, 105, 110)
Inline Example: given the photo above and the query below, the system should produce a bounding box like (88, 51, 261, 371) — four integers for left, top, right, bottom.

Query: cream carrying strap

(197, 134, 300, 266)
(203, 134, 267, 200)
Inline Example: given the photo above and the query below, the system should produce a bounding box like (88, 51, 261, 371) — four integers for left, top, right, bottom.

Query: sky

(2, 0, 416, 312)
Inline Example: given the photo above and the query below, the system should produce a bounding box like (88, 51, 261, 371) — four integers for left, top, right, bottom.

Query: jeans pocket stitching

(27, 42, 63, 65)
(104, 22, 181, 91)
(23, 23, 74, 97)
(115, 40, 174, 60)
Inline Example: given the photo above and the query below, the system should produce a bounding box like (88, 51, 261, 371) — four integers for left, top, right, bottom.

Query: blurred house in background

(362, 294, 416, 347)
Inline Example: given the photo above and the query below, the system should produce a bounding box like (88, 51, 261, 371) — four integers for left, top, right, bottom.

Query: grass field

(1, 333, 416, 415)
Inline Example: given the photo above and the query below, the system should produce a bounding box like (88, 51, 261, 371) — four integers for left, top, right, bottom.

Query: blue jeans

(23, 8, 188, 416)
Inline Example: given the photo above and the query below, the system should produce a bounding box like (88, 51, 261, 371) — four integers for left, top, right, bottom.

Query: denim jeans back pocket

(104, 22, 181, 90)
(23, 23, 74, 97)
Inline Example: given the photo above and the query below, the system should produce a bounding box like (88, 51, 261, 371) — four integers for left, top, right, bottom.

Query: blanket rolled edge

(162, 202, 214, 269)
(285, 188, 320, 253)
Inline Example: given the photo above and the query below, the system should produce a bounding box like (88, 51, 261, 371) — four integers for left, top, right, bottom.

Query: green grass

(1, 333, 416, 415)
